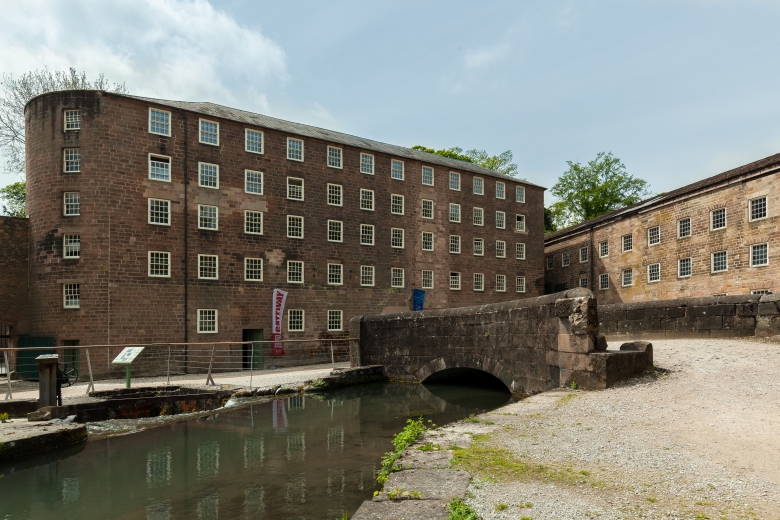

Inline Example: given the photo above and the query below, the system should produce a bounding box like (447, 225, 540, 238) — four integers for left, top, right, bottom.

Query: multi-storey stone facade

(544, 153, 779, 303)
(10, 89, 544, 350)
(0, 217, 29, 344)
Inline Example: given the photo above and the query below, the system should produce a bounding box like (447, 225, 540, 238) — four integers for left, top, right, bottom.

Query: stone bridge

(349, 289, 651, 394)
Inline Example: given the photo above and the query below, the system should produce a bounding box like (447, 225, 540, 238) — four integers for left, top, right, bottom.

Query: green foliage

(544, 207, 557, 234)
(463, 414, 495, 425)
(308, 378, 326, 388)
(569, 381, 578, 390)
(417, 442, 441, 451)
(411, 145, 475, 163)
(549, 152, 651, 229)
(387, 488, 423, 500)
(376, 417, 427, 484)
(0, 412, 9, 423)
(447, 498, 479, 520)
(495, 503, 508, 510)
(411, 145, 522, 178)
(0, 181, 25, 217)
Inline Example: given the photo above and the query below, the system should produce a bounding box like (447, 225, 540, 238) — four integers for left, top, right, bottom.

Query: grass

(495, 503, 508, 510)
(376, 417, 427, 484)
(386, 488, 423, 500)
(0, 412, 8, 423)
(447, 498, 479, 520)
(554, 393, 579, 409)
(417, 442, 441, 451)
(463, 414, 495, 425)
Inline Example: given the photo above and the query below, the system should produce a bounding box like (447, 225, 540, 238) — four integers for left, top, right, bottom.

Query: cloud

(0, 0, 287, 112)
(463, 44, 510, 69)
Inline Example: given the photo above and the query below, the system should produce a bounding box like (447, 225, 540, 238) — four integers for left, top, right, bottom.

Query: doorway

(242, 329, 264, 370)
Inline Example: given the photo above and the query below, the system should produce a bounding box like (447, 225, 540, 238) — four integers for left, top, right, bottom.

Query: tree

(549, 152, 650, 229)
(544, 207, 557, 234)
(411, 145, 521, 178)
(0, 67, 127, 177)
(0, 181, 25, 217)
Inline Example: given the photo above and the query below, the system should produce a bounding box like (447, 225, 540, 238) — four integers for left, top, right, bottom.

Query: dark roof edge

(544, 151, 780, 244)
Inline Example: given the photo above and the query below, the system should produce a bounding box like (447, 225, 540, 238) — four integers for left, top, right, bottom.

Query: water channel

(0, 381, 512, 520)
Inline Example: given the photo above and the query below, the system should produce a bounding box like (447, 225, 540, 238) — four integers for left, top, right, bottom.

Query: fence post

(205, 345, 216, 386)
(3, 351, 12, 400)
(166, 346, 171, 386)
(85, 348, 95, 395)
(330, 340, 335, 368)
(249, 343, 254, 390)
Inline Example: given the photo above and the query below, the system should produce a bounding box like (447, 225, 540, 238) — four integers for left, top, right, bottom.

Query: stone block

(736, 303, 758, 316)
(667, 306, 686, 318)
(625, 308, 667, 321)
(560, 368, 607, 390)
(758, 303, 779, 316)
(723, 315, 756, 330)
(352, 498, 449, 520)
(691, 304, 736, 317)
(709, 329, 755, 338)
(694, 315, 723, 330)
(759, 293, 780, 303)
(619, 341, 653, 366)
(595, 334, 608, 352)
(660, 318, 678, 330)
(554, 298, 577, 317)
(557, 333, 594, 353)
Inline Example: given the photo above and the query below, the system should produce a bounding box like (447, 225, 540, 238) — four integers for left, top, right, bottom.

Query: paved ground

(445, 338, 780, 519)
(2, 361, 349, 403)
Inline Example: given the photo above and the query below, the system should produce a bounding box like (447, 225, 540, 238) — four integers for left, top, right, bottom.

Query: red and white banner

(272, 288, 288, 356)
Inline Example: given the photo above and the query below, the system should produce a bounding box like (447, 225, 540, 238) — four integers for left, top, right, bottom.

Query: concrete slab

(397, 448, 453, 470)
(374, 469, 471, 502)
(352, 498, 449, 520)
(0, 419, 86, 462)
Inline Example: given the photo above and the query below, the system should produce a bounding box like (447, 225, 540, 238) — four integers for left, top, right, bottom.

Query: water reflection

(0, 382, 511, 519)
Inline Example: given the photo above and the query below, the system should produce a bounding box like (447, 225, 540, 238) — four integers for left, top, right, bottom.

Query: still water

(0, 383, 511, 520)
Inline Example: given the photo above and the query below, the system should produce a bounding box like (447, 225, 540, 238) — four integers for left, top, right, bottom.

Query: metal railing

(1, 337, 355, 401)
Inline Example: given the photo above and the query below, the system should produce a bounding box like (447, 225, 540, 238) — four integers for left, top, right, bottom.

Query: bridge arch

(414, 355, 516, 393)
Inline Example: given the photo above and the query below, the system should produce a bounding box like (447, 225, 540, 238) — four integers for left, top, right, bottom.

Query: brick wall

(22, 90, 545, 354)
(0, 216, 29, 341)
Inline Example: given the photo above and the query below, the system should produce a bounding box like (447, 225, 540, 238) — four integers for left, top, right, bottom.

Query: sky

(3, 0, 780, 204)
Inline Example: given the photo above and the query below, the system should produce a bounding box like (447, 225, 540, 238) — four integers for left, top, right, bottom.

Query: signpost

(111, 347, 145, 388)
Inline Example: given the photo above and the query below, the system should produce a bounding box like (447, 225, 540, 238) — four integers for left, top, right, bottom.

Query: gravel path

(449, 338, 780, 519)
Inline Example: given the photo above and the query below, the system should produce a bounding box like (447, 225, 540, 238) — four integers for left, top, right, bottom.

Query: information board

(111, 347, 145, 365)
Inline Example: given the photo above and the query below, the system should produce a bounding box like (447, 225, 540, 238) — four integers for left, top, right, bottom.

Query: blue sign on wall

(412, 289, 425, 311)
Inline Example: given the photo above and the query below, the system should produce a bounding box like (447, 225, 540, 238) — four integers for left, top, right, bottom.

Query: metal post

(125, 365, 132, 389)
(166, 345, 171, 386)
(85, 349, 95, 395)
(3, 352, 12, 400)
(205, 345, 216, 386)
(249, 342, 254, 390)
(330, 340, 335, 368)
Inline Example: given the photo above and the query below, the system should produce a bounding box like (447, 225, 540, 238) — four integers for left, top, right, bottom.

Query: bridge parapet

(350, 289, 651, 394)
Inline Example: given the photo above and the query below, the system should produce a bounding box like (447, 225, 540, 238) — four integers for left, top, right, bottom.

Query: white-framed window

(648, 226, 660, 246)
(245, 210, 263, 235)
(496, 240, 506, 258)
(287, 215, 304, 239)
(474, 238, 484, 256)
(449, 235, 461, 254)
(516, 242, 526, 260)
(391, 194, 405, 215)
(287, 260, 304, 283)
(599, 241, 609, 257)
(752, 289, 771, 295)
(245, 129, 263, 154)
(149, 108, 171, 136)
(473, 177, 484, 195)
(712, 251, 728, 273)
(288, 309, 304, 331)
(360, 189, 374, 211)
(750, 243, 769, 267)
(622, 234, 633, 252)
(391, 159, 404, 180)
(678, 257, 692, 278)
(580, 247, 589, 263)
(648, 263, 661, 283)
(64, 149, 80, 172)
(287, 138, 304, 161)
(64, 109, 80, 131)
(473, 273, 484, 292)
(244, 258, 263, 281)
(496, 181, 505, 199)
(360, 265, 375, 286)
(678, 217, 691, 238)
(422, 270, 434, 289)
(547, 257, 553, 270)
(449, 203, 461, 223)
(199, 119, 219, 146)
(449, 172, 460, 191)
(327, 184, 342, 206)
(422, 199, 434, 219)
(391, 228, 405, 248)
(750, 197, 767, 221)
(63, 234, 80, 259)
(579, 277, 589, 288)
(516, 276, 526, 293)
(198, 205, 218, 230)
(198, 254, 218, 279)
(422, 232, 434, 251)
(599, 273, 609, 290)
(328, 310, 343, 331)
(450, 272, 461, 290)
(245, 170, 263, 194)
(467, 207, 482, 228)
(148, 198, 170, 226)
(562, 252, 570, 267)
(516, 186, 526, 203)
(148, 154, 171, 182)
(711, 208, 726, 230)
(327, 263, 343, 285)
(198, 162, 219, 189)
(287, 177, 304, 201)
(328, 220, 343, 242)
(148, 251, 170, 278)
(495, 211, 505, 229)
(391, 267, 405, 288)
(360, 153, 374, 174)
(198, 309, 218, 333)
(64, 192, 80, 216)
(327, 146, 343, 168)
(515, 215, 526, 232)
(422, 166, 434, 186)
(360, 224, 374, 246)
(63, 283, 80, 309)
(622, 269, 633, 287)
(495, 274, 506, 292)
